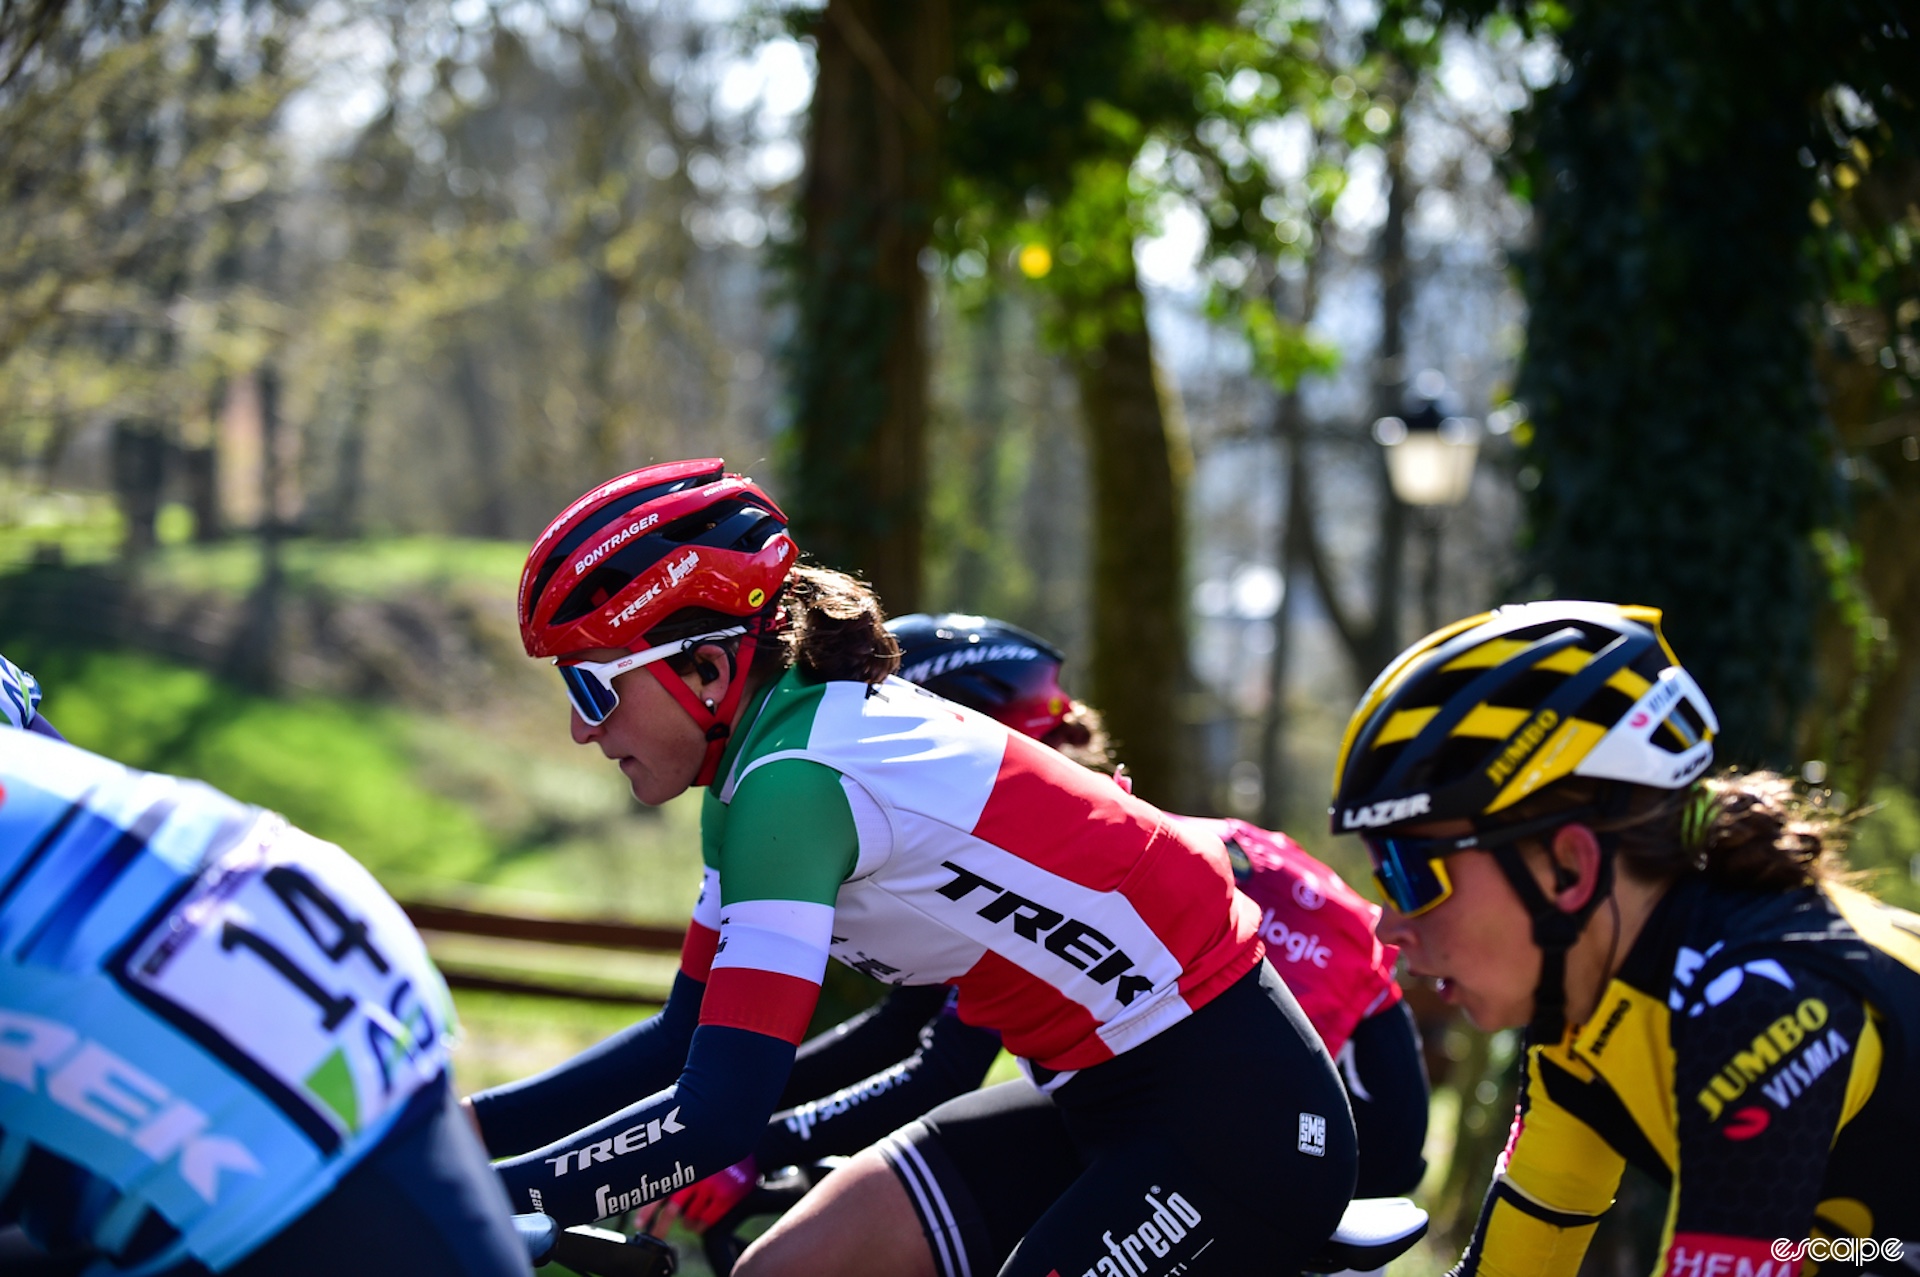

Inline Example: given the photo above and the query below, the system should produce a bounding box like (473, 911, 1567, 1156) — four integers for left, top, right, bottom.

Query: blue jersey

(1, 653, 43, 730)
(0, 729, 457, 1274)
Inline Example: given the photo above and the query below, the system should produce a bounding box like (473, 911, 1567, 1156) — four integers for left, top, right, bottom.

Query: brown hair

(776, 563, 899, 683)
(1043, 699, 1117, 773)
(1513, 771, 1851, 892)
(646, 562, 898, 687)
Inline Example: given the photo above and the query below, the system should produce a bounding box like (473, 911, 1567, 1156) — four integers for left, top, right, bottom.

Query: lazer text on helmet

(1340, 794, 1432, 830)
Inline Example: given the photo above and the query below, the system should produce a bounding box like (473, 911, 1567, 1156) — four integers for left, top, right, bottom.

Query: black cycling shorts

(879, 961, 1357, 1277)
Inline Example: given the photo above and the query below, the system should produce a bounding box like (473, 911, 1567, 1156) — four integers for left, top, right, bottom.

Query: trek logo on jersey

(1486, 710, 1560, 786)
(593, 1160, 696, 1218)
(544, 1108, 685, 1176)
(0, 1010, 262, 1204)
(572, 515, 659, 577)
(934, 862, 1155, 1005)
(1298, 1112, 1327, 1156)
(1339, 794, 1431, 830)
(1696, 999, 1846, 1120)
(1070, 1188, 1206, 1277)
(1259, 910, 1331, 968)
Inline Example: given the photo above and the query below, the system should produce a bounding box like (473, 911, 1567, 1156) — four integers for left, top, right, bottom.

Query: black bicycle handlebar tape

(550, 1227, 678, 1277)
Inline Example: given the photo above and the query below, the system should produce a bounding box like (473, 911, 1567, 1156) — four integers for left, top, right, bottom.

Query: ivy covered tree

(1432, 0, 1918, 763)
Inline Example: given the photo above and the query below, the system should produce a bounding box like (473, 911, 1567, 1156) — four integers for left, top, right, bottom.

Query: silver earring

(703, 698, 716, 711)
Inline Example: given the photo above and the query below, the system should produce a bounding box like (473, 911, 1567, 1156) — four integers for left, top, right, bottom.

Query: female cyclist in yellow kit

(1329, 601, 1920, 1277)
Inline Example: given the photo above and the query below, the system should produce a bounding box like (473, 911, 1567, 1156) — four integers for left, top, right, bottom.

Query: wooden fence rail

(400, 899, 685, 1007)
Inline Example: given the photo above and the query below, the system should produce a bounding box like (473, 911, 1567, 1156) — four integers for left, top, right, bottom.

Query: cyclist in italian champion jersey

(464, 460, 1357, 1277)
(1330, 602, 1920, 1277)
(646, 614, 1428, 1242)
(888, 613, 1426, 1196)
(0, 663, 524, 1276)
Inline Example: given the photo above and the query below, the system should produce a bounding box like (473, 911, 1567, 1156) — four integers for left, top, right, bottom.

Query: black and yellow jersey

(1454, 875, 1920, 1277)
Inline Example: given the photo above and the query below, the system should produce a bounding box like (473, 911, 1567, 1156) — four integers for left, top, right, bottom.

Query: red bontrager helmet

(519, 459, 796, 786)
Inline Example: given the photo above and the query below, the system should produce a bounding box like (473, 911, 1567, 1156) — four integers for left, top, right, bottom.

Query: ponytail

(1646, 771, 1851, 892)
(775, 563, 899, 684)
(1520, 772, 1852, 892)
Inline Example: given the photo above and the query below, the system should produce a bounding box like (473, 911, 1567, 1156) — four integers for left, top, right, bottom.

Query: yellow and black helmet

(1329, 601, 1718, 837)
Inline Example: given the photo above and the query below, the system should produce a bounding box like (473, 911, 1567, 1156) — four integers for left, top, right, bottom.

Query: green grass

(137, 534, 527, 599)
(0, 486, 122, 567)
(23, 645, 502, 889)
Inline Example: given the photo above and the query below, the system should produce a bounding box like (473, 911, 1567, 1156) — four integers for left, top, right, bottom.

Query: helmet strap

(1489, 835, 1615, 1046)
(648, 632, 762, 789)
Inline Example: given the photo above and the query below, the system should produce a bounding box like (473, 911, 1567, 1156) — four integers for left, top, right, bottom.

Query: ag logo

(747, 588, 766, 607)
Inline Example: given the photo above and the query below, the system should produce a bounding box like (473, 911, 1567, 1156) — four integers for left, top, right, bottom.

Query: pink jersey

(1173, 817, 1401, 1054)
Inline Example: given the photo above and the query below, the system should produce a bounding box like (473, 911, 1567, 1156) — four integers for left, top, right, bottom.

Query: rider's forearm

(470, 969, 704, 1157)
(777, 983, 952, 1107)
(492, 1023, 795, 1224)
(758, 1010, 1002, 1166)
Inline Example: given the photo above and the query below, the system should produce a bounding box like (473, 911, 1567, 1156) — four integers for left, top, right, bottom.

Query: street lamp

(1372, 401, 1482, 507)
(1373, 372, 1482, 630)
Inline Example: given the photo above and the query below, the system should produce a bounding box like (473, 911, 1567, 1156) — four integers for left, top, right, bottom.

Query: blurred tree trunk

(1293, 80, 1413, 687)
(1799, 154, 1920, 799)
(788, 0, 949, 614)
(180, 444, 219, 543)
(452, 343, 511, 539)
(1071, 269, 1190, 808)
(111, 418, 166, 561)
(949, 288, 1005, 609)
(227, 364, 284, 693)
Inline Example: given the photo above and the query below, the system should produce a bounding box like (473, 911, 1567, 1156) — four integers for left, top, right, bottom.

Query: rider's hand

(643, 1155, 758, 1235)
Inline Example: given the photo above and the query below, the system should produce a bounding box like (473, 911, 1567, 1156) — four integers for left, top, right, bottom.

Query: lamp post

(1373, 374, 1481, 631)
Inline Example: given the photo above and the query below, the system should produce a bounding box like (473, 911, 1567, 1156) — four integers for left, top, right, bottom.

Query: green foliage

(1847, 784, 1920, 913)
(1228, 294, 1341, 390)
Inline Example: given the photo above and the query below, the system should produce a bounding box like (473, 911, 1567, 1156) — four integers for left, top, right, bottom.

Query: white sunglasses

(556, 627, 746, 724)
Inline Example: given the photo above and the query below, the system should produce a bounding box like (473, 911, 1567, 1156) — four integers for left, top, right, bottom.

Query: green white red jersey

(682, 670, 1265, 1073)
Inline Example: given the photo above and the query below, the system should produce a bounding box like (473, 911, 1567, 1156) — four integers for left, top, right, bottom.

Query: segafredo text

(594, 1161, 697, 1218)
(1073, 1189, 1205, 1277)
